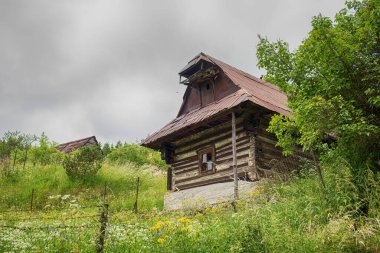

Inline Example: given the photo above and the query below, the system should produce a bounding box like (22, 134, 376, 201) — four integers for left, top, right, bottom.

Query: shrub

(106, 144, 167, 169)
(26, 133, 64, 165)
(63, 146, 104, 179)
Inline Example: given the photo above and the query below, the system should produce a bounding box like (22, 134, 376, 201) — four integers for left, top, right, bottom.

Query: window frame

(197, 145, 216, 174)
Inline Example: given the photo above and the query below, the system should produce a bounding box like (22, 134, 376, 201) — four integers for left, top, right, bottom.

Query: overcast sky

(0, 0, 345, 145)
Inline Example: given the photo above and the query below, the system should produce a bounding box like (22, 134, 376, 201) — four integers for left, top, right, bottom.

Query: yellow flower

(157, 238, 165, 244)
(150, 221, 165, 231)
(181, 226, 193, 232)
(165, 220, 171, 225)
(177, 217, 192, 223)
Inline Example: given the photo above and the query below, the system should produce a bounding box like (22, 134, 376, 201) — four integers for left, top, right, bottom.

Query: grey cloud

(0, 0, 345, 144)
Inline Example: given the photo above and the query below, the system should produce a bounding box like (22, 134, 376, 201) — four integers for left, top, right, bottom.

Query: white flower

(61, 194, 70, 200)
(48, 195, 61, 199)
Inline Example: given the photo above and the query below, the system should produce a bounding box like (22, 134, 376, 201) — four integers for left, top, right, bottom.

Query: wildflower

(177, 217, 192, 224)
(150, 221, 165, 231)
(157, 238, 165, 244)
(48, 195, 61, 199)
(62, 194, 70, 200)
(181, 226, 193, 232)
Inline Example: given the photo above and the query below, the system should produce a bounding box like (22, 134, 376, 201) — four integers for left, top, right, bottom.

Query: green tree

(257, 0, 380, 214)
(0, 131, 37, 159)
(101, 142, 112, 156)
(63, 145, 104, 180)
(115, 140, 123, 149)
(29, 132, 63, 165)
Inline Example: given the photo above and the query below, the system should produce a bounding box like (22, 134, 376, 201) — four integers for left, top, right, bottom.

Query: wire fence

(0, 203, 112, 252)
(0, 177, 142, 253)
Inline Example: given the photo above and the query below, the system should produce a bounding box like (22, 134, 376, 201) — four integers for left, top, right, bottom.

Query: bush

(106, 144, 167, 169)
(28, 133, 64, 165)
(63, 146, 104, 179)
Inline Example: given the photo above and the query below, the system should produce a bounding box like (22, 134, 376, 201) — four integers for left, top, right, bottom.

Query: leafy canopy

(257, 0, 380, 168)
(63, 145, 104, 179)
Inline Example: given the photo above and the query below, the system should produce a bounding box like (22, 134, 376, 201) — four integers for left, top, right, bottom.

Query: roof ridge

(58, 136, 96, 147)
(199, 53, 288, 113)
(201, 53, 281, 92)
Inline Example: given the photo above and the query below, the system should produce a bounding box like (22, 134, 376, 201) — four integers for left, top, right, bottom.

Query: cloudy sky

(0, 0, 345, 145)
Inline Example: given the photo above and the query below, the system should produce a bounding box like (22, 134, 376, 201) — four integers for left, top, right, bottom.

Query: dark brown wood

(172, 155, 198, 167)
(175, 122, 244, 150)
(216, 137, 250, 153)
(178, 71, 237, 116)
(216, 153, 249, 165)
(96, 204, 109, 253)
(216, 145, 251, 160)
(175, 165, 199, 175)
(133, 177, 140, 213)
(175, 162, 249, 184)
(175, 128, 245, 156)
(167, 168, 172, 190)
(232, 112, 238, 200)
(173, 160, 199, 172)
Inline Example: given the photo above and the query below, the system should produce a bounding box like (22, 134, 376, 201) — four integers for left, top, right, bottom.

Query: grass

(0, 160, 379, 252)
(0, 162, 166, 211)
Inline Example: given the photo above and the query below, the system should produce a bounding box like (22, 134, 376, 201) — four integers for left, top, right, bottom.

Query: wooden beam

(251, 135, 259, 180)
(232, 111, 238, 200)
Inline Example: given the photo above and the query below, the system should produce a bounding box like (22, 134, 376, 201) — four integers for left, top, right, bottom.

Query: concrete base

(164, 180, 260, 210)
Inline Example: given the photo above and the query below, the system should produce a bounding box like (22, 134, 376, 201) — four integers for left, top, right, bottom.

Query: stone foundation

(164, 180, 260, 210)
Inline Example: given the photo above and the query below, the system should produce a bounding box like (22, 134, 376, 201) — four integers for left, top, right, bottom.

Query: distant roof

(57, 136, 98, 154)
(142, 53, 289, 148)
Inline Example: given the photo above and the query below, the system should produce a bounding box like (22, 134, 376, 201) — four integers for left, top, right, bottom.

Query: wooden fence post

(312, 151, 326, 191)
(133, 177, 140, 213)
(103, 183, 107, 202)
(96, 203, 109, 253)
(23, 148, 28, 171)
(12, 149, 18, 172)
(30, 188, 35, 212)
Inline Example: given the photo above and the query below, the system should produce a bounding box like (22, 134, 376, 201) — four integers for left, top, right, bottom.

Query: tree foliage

(29, 133, 64, 165)
(0, 131, 36, 159)
(63, 145, 104, 180)
(257, 0, 380, 212)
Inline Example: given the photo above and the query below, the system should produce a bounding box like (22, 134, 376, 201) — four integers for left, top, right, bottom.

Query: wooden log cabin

(142, 53, 306, 192)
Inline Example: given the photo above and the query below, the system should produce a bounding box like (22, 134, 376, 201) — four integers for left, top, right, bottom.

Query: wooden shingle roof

(57, 136, 98, 154)
(142, 53, 289, 149)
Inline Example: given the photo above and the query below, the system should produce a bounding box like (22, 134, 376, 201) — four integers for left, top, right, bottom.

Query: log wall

(171, 116, 256, 190)
(169, 112, 311, 190)
(255, 116, 312, 177)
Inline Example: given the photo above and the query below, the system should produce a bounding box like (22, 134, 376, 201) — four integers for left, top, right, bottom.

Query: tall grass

(1, 148, 379, 252)
(106, 143, 167, 169)
(0, 162, 166, 211)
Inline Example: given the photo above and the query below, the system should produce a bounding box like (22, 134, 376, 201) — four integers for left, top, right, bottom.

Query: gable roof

(57, 136, 98, 154)
(142, 53, 289, 148)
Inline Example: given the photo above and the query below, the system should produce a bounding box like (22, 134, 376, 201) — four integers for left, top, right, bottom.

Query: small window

(198, 146, 215, 174)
